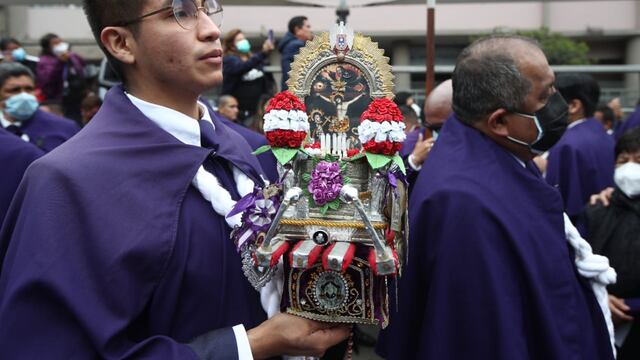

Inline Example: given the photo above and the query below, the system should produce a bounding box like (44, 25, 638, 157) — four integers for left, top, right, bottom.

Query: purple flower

(308, 161, 343, 206)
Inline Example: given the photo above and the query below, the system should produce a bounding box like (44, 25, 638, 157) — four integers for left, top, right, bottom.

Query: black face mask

(508, 91, 569, 154)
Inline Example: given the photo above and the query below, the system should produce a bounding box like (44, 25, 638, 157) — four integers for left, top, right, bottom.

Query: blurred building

(1, 0, 638, 106)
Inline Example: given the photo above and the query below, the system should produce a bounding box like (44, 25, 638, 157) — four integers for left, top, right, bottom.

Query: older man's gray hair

(452, 35, 542, 125)
(0, 62, 35, 89)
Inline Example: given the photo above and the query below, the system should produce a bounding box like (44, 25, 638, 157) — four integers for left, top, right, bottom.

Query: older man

(0, 62, 79, 152)
(0, 1, 349, 359)
(378, 35, 614, 359)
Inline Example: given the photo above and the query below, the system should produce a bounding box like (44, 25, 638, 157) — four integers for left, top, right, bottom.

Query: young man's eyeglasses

(115, 0, 223, 30)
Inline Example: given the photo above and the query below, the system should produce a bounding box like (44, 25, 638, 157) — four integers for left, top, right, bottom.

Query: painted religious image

(305, 63, 371, 146)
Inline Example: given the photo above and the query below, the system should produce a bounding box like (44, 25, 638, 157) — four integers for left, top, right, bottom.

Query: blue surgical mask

(4, 92, 39, 121)
(235, 39, 251, 54)
(11, 48, 26, 62)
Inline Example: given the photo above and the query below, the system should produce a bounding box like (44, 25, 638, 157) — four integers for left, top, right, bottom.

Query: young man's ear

(486, 108, 510, 137)
(567, 99, 582, 116)
(100, 27, 135, 65)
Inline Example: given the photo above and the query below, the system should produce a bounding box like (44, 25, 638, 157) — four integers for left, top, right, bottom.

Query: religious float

(231, 22, 408, 329)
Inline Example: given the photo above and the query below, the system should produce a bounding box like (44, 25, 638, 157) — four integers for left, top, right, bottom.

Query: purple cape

(213, 112, 279, 184)
(377, 115, 613, 359)
(546, 118, 615, 234)
(0, 128, 43, 226)
(17, 109, 80, 152)
(615, 106, 640, 140)
(0, 86, 267, 359)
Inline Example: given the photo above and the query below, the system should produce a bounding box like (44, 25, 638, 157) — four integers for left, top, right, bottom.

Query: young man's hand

(589, 187, 615, 207)
(247, 313, 351, 359)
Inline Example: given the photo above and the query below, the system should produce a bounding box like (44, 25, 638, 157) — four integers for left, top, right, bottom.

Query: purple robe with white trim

(0, 86, 267, 359)
(16, 109, 80, 152)
(377, 115, 613, 360)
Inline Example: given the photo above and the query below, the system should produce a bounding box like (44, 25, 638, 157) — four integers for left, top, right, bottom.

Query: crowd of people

(1, 0, 640, 359)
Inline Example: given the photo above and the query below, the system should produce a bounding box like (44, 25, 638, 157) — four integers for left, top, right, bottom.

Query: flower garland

(303, 160, 351, 215)
(357, 98, 406, 156)
(263, 91, 309, 149)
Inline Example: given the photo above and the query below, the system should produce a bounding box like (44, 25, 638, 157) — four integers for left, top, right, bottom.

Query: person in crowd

(616, 98, 640, 140)
(595, 104, 616, 135)
(0, 127, 43, 227)
(36, 33, 86, 121)
(400, 104, 419, 134)
(377, 35, 615, 360)
(586, 127, 640, 360)
(247, 94, 272, 134)
(0, 37, 39, 74)
(0, 62, 79, 152)
(80, 92, 102, 125)
(546, 73, 615, 235)
(221, 28, 274, 122)
(278, 15, 312, 90)
(395, 91, 422, 121)
(0, 1, 349, 358)
(400, 79, 453, 188)
(216, 94, 239, 122)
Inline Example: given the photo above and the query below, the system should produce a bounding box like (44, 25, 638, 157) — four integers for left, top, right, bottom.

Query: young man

(0, 62, 79, 152)
(378, 35, 614, 359)
(278, 15, 312, 90)
(546, 73, 615, 235)
(0, 1, 349, 359)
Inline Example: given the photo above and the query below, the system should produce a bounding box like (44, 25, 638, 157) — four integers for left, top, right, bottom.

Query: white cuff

(232, 324, 254, 360)
(408, 154, 422, 171)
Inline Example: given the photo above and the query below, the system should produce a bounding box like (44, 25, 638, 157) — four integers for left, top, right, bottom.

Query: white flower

(358, 119, 406, 143)
(263, 109, 310, 133)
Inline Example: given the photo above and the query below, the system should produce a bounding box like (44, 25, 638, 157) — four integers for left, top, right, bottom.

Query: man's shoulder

(33, 110, 80, 132)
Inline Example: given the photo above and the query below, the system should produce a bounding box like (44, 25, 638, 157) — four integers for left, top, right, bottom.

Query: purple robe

(546, 118, 615, 235)
(615, 106, 640, 140)
(36, 53, 85, 102)
(0, 128, 43, 226)
(377, 115, 613, 359)
(16, 109, 80, 152)
(0, 86, 267, 359)
(213, 111, 279, 184)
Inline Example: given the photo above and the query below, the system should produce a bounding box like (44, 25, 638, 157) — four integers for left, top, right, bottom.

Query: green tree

(475, 27, 591, 65)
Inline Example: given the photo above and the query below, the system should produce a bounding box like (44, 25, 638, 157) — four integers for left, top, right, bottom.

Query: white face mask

(52, 42, 69, 57)
(614, 162, 640, 198)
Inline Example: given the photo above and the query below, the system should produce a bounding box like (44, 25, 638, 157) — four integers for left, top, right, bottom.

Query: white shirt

(0, 112, 30, 142)
(125, 93, 254, 360)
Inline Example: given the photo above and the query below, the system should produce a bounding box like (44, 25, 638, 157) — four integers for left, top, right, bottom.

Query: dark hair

(0, 62, 35, 88)
(452, 35, 538, 125)
(81, 93, 103, 110)
(288, 16, 308, 34)
(82, 0, 146, 82)
(399, 105, 418, 126)
(596, 104, 615, 124)
(39, 33, 59, 56)
(615, 127, 640, 157)
(394, 91, 412, 107)
(555, 73, 600, 118)
(0, 37, 21, 51)
(222, 28, 244, 57)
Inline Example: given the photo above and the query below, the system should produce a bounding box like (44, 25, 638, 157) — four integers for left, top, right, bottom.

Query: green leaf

(252, 145, 271, 155)
(343, 176, 351, 184)
(348, 153, 365, 161)
(392, 154, 407, 175)
(365, 152, 392, 169)
(319, 204, 329, 215)
(328, 199, 341, 210)
(302, 173, 312, 182)
(271, 148, 299, 165)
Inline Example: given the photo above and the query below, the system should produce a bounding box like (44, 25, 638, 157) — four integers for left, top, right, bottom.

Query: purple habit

(546, 118, 615, 235)
(377, 115, 613, 359)
(213, 111, 279, 184)
(0, 86, 268, 359)
(615, 106, 640, 140)
(15, 109, 80, 152)
(0, 128, 43, 226)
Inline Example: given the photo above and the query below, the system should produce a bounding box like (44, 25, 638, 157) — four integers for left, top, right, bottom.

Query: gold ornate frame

(286, 32, 395, 100)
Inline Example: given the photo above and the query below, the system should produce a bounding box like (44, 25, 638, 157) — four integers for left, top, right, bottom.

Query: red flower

(363, 139, 402, 156)
(265, 91, 306, 113)
(304, 142, 321, 149)
(266, 129, 307, 148)
(347, 148, 361, 157)
(360, 98, 403, 124)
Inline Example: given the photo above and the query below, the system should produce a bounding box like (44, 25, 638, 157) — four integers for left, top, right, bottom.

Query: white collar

(0, 111, 21, 128)
(567, 118, 586, 129)
(125, 92, 214, 147)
